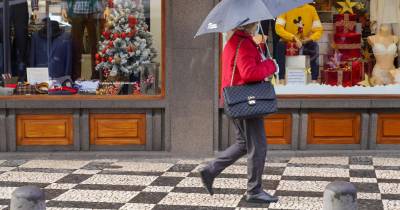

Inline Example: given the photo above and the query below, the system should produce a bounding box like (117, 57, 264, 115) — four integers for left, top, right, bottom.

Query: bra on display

(373, 43, 398, 56)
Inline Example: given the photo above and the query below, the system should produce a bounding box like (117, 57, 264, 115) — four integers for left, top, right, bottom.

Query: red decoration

(113, 33, 120, 40)
(108, 41, 114, 48)
(103, 69, 111, 78)
(102, 57, 107, 62)
(323, 65, 353, 87)
(350, 60, 364, 85)
(334, 33, 362, 60)
(121, 32, 127, 39)
(102, 31, 111, 40)
(96, 60, 100, 65)
(102, 48, 107, 54)
(95, 53, 101, 60)
(108, 57, 113, 63)
(334, 14, 357, 33)
(107, 0, 114, 8)
(286, 42, 299, 56)
(128, 15, 137, 27)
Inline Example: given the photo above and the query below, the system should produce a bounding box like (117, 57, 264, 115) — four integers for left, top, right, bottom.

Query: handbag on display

(223, 39, 278, 119)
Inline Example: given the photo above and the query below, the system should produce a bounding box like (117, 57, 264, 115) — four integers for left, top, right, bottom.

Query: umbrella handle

(258, 22, 279, 75)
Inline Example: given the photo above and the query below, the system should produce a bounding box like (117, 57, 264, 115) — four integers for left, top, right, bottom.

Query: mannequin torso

(368, 25, 399, 85)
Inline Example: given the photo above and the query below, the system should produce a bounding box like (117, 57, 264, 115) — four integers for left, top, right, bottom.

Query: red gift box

(334, 33, 361, 45)
(286, 42, 299, 56)
(350, 60, 364, 85)
(334, 14, 357, 33)
(324, 68, 352, 87)
(334, 33, 362, 60)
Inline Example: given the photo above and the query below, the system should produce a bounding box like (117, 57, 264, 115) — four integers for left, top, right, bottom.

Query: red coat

(221, 30, 276, 95)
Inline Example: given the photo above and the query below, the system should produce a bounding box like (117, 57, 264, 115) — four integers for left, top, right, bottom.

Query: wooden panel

(264, 114, 292, 145)
(308, 113, 360, 144)
(90, 114, 146, 145)
(17, 115, 73, 146)
(377, 114, 400, 144)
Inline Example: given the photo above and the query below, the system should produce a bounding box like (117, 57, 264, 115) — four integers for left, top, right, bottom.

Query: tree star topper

(337, 0, 358, 14)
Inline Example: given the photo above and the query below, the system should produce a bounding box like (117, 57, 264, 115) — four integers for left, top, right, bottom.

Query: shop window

(220, 1, 400, 95)
(0, 0, 164, 97)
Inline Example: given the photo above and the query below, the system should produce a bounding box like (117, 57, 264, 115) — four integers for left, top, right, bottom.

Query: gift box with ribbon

(323, 52, 353, 87)
(334, 14, 357, 33)
(323, 66, 352, 87)
(285, 42, 299, 56)
(350, 60, 364, 85)
(334, 33, 362, 60)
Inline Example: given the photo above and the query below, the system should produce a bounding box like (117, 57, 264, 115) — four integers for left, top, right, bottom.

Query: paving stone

(0, 156, 393, 209)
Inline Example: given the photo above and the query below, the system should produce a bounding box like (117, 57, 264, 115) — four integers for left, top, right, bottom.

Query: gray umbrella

(195, 0, 313, 37)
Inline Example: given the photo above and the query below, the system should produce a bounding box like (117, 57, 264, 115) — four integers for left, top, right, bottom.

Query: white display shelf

(275, 84, 400, 95)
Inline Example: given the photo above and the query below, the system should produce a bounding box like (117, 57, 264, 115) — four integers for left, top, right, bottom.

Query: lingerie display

(371, 41, 398, 85)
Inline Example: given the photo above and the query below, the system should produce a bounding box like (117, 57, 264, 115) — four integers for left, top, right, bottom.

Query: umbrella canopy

(195, 0, 313, 37)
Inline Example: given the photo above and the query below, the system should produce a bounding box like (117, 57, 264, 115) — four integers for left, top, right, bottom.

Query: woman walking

(199, 22, 278, 204)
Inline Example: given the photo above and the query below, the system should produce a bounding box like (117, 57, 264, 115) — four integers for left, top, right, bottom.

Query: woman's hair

(235, 22, 258, 34)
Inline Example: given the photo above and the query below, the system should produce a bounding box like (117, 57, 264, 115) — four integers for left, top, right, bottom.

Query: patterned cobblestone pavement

(0, 156, 399, 210)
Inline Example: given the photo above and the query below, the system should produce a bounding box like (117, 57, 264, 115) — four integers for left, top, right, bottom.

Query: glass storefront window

(0, 0, 164, 96)
(220, 0, 400, 95)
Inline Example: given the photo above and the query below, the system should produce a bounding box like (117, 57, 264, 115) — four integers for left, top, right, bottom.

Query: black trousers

(205, 117, 267, 194)
(0, 3, 29, 78)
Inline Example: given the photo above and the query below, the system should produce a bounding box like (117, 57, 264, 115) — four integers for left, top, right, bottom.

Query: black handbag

(223, 39, 278, 119)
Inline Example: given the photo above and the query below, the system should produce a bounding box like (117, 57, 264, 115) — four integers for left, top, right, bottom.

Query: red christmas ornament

(113, 33, 120, 40)
(121, 32, 127, 39)
(102, 57, 107, 62)
(102, 31, 110, 40)
(95, 53, 101, 60)
(108, 57, 113, 63)
(108, 41, 114, 47)
(128, 16, 137, 27)
(102, 48, 107, 54)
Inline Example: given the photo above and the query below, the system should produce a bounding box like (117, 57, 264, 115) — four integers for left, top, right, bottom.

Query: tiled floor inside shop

(0, 156, 399, 210)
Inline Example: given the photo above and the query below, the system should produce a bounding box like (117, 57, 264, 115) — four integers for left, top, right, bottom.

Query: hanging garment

(29, 21, 73, 79)
(370, 0, 400, 33)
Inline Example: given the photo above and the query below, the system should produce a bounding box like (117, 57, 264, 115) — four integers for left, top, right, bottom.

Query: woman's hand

(253, 34, 268, 45)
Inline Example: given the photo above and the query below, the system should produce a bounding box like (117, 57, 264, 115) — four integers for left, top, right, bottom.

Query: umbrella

(195, 0, 313, 37)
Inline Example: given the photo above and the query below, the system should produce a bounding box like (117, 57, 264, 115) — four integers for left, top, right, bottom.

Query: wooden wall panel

(264, 114, 292, 145)
(17, 115, 73, 146)
(308, 113, 360, 144)
(90, 114, 146, 145)
(377, 114, 400, 144)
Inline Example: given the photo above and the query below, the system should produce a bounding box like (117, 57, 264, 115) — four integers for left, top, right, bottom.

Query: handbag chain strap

(230, 39, 245, 86)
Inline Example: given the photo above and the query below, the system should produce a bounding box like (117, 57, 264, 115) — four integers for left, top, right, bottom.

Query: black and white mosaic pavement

(0, 156, 399, 210)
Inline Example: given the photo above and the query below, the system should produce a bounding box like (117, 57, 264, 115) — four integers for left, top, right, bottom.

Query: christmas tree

(95, 0, 157, 80)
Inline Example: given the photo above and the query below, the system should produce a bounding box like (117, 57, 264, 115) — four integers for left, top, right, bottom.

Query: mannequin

(275, 4, 323, 85)
(61, 0, 110, 81)
(0, 0, 39, 81)
(368, 24, 399, 85)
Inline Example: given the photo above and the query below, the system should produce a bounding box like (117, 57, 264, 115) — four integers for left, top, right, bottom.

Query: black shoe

(246, 191, 279, 203)
(199, 167, 214, 196)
